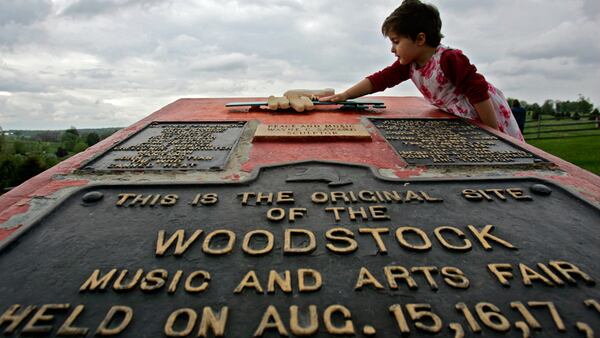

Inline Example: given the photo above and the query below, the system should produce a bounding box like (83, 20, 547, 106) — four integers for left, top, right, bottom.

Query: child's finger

(322, 95, 346, 102)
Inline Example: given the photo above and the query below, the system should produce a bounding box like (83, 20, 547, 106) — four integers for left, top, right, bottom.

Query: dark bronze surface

(1, 163, 598, 337)
(370, 118, 548, 165)
(81, 122, 246, 171)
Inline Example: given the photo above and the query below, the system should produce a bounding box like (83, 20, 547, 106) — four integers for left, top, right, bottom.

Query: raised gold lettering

(441, 267, 470, 289)
(156, 229, 202, 256)
(369, 205, 390, 220)
(323, 305, 354, 335)
(95, 306, 133, 336)
(267, 208, 286, 221)
(405, 190, 424, 202)
(289, 305, 318, 336)
(549, 261, 595, 286)
(347, 206, 368, 220)
(242, 230, 274, 255)
(140, 269, 167, 291)
(234, 271, 263, 294)
(537, 263, 565, 285)
(276, 191, 294, 204)
(288, 208, 307, 222)
(331, 191, 350, 203)
(164, 308, 196, 337)
(434, 226, 472, 252)
(80, 269, 117, 292)
(284, 229, 316, 254)
(160, 194, 178, 206)
(396, 227, 432, 251)
(358, 227, 389, 254)
(116, 193, 136, 206)
(467, 224, 516, 251)
(23, 304, 69, 334)
(113, 269, 143, 291)
(462, 189, 482, 201)
(202, 230, 235, 255)
(519, 263, 554, 286)
(238, 192, 255, 205)
(57, 304, 88, 336)
(411, 267, 438, 291)
(254, 306, 288, 337)
(267, 270, 292, 293)
(129, 194, 151, 206)
(325, 207, 345, 221)
(325, 228, 357, 254)
(298, 269, 322, 292)
(487, 263, 513, 286)
(506, 188, 532, 200)
(256, 192, 273, 205)
(311, 192, 328, 204)
(185, 270, 210, 293)
(0, 304, 36, 334)
(354, 267, 384, 290)
(198, 307, 228, 337)
(384, 266, 418, 290)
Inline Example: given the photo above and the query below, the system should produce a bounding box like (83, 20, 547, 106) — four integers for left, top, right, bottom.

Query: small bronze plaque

(1, 163, 598, 337)
(253, 123, 371, 141)
(370, 118, 547, 165)
(82, 122, 246, 171)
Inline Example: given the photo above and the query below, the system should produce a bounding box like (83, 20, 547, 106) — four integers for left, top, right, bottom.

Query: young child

(318, 0, 524, 141)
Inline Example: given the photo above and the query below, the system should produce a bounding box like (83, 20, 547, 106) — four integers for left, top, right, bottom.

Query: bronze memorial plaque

(369, 118, 548, 165)
(82, 122, 246, 171)
(1, 163, 599, 337)
(253, 124, 371, 141)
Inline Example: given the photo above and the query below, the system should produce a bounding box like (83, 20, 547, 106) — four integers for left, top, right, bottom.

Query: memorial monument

(1, 96, 599, 337)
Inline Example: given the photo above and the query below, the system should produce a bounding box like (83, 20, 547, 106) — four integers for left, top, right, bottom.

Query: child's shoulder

(439, 45, 464, 57)
(439, 46, 473, 66)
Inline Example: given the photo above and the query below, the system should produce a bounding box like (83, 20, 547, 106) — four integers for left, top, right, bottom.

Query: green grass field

(523, 115, 600, 175)
(528, 136, 600, 175)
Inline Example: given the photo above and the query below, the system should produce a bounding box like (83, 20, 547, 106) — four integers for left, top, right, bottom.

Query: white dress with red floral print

(410, 45, 524, 141)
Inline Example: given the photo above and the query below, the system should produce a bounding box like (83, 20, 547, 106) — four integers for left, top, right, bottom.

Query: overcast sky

(1, 0, 599, 130)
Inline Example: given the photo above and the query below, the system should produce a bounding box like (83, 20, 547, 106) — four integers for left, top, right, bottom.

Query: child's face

(388, 31, 424, 66)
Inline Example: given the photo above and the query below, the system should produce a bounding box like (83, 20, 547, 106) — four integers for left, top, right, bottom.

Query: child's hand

(284, 88, 335, 101)
(319, 91, 349, 102)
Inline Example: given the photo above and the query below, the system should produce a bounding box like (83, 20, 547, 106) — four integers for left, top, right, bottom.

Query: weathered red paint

(392, 167, 426, 179)
(222, 174, 242, 181)
(1, 96, 599, 243)
(0, 225, 21, 241)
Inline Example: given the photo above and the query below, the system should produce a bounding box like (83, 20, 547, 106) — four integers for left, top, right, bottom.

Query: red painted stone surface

(1, 96, 599, 242)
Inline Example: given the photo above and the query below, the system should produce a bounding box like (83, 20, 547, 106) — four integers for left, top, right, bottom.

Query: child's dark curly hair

(382, 0, 444, 47)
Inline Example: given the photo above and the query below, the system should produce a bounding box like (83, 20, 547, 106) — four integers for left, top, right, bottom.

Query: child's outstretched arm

(473, 98, 499, 130)
(440, 50, 499, 131)
(319, 78, 374, 102)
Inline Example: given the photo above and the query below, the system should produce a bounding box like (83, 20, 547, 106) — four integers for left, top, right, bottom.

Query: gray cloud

(0, 0, 52, 26)
(61, 0, 166, 18)
(583, 0, 600, 18)
(0, 0, 51, 46)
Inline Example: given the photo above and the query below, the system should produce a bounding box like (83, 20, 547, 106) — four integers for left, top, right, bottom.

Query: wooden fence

(523, 117, 600, 140)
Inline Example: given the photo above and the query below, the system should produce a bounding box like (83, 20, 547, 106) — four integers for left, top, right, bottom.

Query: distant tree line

(0, 126, 117, 194)
(509, 95, 599, 121)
